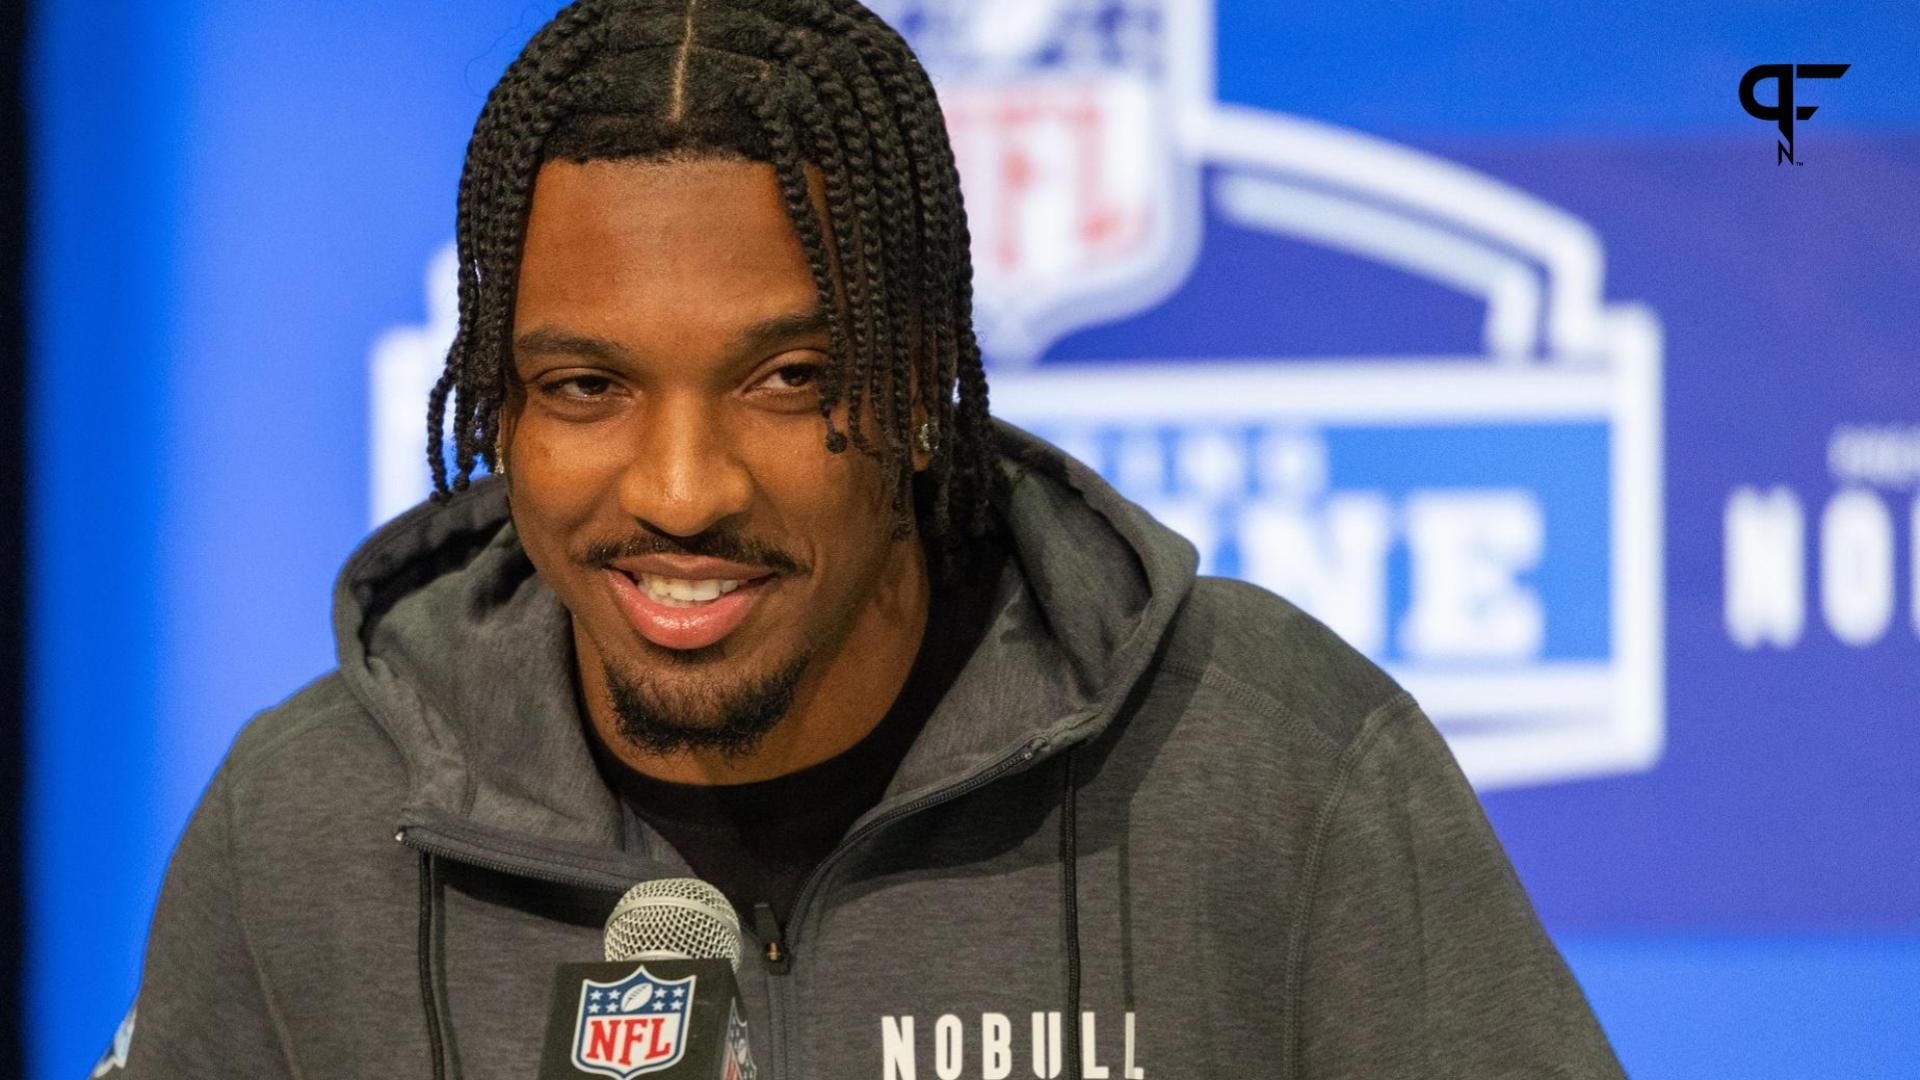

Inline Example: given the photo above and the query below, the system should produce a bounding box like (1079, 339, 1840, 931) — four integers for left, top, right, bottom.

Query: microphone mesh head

(604, 878, 742, 971)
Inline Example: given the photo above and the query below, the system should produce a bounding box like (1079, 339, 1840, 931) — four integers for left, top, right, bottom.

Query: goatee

(603, 651, 809, 759)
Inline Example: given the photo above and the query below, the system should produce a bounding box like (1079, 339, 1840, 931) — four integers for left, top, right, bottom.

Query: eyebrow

(513, 326, 630, 365)
(512, 306, 832, 369)
(728, 305, 831, 356)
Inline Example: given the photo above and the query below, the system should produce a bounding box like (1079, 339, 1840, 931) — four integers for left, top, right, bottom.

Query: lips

(606, 568, 775, 651)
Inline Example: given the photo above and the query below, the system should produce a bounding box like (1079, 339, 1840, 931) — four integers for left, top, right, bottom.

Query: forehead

(514, 158, 818, 345)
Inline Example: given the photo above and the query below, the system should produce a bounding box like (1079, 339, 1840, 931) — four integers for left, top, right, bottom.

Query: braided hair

(427, 0, 1002, 565)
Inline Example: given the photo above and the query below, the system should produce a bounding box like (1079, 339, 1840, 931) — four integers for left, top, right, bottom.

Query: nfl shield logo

(873, 0, 1211, 363)
(570, 966, 697, 1079)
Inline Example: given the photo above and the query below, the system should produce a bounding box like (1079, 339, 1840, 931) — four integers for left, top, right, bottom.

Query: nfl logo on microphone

(571, 966, 696, 1079)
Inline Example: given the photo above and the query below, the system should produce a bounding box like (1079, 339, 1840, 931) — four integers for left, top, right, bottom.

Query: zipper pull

(752, 902, 791, 975)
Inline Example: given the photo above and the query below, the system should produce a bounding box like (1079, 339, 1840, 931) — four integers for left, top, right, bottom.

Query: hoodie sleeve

(107, 764, 294, 1079)
(1291, 696, 1625, 1080)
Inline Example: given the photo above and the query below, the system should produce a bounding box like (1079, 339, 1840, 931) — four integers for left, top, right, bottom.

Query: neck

(579, 532, 931, 786)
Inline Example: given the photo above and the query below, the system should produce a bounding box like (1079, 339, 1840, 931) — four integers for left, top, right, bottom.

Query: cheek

(737, 424, 900, 584)
(504, 426, 626, 568)
(745, 425, 890, 522)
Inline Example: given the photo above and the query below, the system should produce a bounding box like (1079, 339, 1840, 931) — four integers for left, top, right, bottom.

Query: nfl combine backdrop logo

(367, 0, 1665, 791)
(880, 0, 1210, 362)
(572, 966, 697, 1079)
(883, 0, 1667, 790)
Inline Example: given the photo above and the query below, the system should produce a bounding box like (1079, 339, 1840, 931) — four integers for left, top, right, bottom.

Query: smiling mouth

(632, 571, 755, 606)
(607, 569, 777, 651)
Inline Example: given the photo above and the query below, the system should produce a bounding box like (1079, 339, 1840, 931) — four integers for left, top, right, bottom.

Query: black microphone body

(539, 880, 757, 1079)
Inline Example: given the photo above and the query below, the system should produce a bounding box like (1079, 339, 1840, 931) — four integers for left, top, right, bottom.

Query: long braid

(789, 18, 934, 530)
(439, 30, 547, 483)
(771, 32, 871, 458)
(830, 13, 970, 540)
(770, 12, 928, 530)
(452, 2, 610, 486)
(742, 66, 857, 461)
(830, 47, 911, 442)
(756, 3, 898, 466)
(865, 6, 998, 537)
(807, 5, 997, 542)
(429, 93, 490, 493)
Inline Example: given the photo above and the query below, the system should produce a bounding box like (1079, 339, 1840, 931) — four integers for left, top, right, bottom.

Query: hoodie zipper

(762, 732, 1061, 1079)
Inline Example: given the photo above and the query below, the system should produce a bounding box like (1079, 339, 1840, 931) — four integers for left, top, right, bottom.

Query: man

(111, 2, 1626, 1077)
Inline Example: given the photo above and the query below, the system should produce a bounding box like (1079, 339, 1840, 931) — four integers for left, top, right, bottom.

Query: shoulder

(1148, 575, 1412, 759)
(1077, 577, 1433, 901)
(214, 672, 410, 840)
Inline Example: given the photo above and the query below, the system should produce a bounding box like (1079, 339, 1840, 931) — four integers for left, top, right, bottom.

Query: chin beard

(603, 649, 810, 759)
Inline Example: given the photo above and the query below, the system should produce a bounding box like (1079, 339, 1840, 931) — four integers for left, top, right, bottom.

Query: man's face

(502, 157, 920, 758)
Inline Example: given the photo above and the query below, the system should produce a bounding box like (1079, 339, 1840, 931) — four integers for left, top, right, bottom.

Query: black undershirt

(592, 537, 1007, 927)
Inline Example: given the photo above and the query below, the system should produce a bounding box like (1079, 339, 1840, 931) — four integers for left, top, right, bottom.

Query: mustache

(581, 530, 807, 576)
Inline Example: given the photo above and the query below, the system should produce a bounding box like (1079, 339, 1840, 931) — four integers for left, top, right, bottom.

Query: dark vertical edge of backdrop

(1, 0, 26, 1072)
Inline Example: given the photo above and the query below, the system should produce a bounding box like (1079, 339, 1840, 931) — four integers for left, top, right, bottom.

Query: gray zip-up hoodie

(113, 421, 1624, 1080)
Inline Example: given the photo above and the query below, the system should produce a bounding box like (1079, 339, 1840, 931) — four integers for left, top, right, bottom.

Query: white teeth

(637, 573, 745, 606)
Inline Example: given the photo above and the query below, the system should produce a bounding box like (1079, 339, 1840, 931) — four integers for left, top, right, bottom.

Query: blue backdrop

(28, 2, 1920, 1077)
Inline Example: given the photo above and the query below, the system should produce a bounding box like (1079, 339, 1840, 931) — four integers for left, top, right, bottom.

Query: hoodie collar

(333, 420, 1198, 881)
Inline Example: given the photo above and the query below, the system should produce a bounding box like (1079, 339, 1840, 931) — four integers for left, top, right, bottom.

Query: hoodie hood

(332, 419, 1198, 883)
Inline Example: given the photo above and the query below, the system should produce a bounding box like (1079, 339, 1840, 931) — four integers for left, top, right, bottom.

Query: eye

(538, 374, 615, 401)
(757, 362, 822, 394)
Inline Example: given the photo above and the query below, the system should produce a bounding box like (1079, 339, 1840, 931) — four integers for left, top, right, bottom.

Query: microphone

(603, 878, 743, 967)
(538, 879, 758, 1079)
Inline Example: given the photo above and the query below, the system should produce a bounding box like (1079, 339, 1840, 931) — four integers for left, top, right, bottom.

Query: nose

(617, 393, 755, 538)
